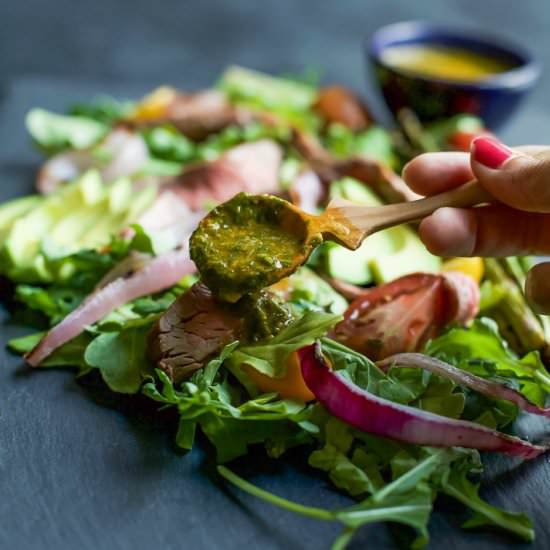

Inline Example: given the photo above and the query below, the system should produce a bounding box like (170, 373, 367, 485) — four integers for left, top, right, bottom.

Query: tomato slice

(331, 272, 479, 360)
(449, 130, 494, 152)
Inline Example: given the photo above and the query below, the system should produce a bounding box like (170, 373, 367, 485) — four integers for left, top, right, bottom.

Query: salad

(2, 66, 550, 548)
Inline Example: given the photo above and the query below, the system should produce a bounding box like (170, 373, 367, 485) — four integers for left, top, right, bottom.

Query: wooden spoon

(191, 180, 491, 301)
(313, 179, 490, 249)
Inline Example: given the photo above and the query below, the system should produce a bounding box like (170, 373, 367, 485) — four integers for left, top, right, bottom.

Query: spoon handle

(332, 180, 492, 235)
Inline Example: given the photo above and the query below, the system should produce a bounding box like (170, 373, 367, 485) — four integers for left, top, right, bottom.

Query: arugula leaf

(8, 331, 93, 374)
(7, 332, 44, 354)
(84, 323, 154, 393)
(131, 288, 184, 316)
(336, 485, 433, 548)
(217, 463, 434, 549)
(320, 339, 464, 418)
(228, 311, 341, 378)
(310, 444, 378, 496)
(442, 467, 534, 542)
(12, 256, 113, 324)
(282, 267, 348, 315)
(218, 437, 494, 549)
(26, 108, 108, 154)
(143, 352, 310, 462)
(15, 284, 86, 325)
(426, 317, 550, 406)
(410, 373, 465, 419)
(308, 417, 379, 497)
(11, 224, 159, 326)
(200, 414, 308, 463)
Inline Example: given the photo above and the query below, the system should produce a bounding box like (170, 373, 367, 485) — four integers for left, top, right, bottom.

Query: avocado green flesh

(323, 178, 441, 284)
(0, 195, 42, 243)
(190, 193, 306, 302)
(0, 170, 155, 282)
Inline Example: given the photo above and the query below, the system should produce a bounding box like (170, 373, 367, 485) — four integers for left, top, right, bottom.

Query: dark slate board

(1, 1, 550, 549)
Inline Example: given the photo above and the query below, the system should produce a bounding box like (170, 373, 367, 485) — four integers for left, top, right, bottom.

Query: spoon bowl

(190, 181, 492, 302)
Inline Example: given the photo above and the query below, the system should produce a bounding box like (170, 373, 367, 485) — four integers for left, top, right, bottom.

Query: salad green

(2, 66, 549, 549)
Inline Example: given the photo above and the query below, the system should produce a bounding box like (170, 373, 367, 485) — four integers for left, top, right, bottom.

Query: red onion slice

(26, 246, 195, 366)
(378, 353, 550, 419)
(298, 343, 546, 459)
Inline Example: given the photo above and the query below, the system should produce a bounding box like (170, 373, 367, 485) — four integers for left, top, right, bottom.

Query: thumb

(526, 262, 550, 315)
(471, 137, 550, 213)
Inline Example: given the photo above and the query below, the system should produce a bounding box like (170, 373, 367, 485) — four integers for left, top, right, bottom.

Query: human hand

(402, 137, 550, 313)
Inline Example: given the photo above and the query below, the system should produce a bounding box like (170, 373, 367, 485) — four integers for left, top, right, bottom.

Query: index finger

(402, 152, 473, 196)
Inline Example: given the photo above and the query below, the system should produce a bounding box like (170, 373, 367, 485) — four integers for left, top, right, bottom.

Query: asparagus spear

(500, 256, 550, 343)
(483, 259, 550, 362)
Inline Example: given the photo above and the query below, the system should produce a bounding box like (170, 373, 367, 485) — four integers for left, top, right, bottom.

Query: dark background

(1, 1, 550, 549)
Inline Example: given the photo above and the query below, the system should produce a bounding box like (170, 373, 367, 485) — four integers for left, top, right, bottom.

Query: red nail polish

(472, 137, 514, 169)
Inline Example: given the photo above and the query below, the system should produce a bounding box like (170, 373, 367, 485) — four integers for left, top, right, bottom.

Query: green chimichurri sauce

(190, 193, 305, 302)
(238, 290, 293, 342)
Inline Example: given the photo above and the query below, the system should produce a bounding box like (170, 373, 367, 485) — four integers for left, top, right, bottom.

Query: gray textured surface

(1, 1, 550, 549)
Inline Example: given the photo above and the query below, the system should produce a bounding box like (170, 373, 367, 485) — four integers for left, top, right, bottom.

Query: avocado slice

(0, 195, 42, 245)
(323, 178, 441, 284)
(1, 169, 156, 282)
(4, 180, 87, 274)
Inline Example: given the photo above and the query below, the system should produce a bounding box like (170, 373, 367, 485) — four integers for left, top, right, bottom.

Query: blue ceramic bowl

(368, 21, 541, 129)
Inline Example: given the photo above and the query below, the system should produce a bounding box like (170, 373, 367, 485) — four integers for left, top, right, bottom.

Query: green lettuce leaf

(228, 311, 341, 378)
(143, 125, 195, 163)
(26, 108, 108, 154)
(218, 66, 320, 131)
(325, 124, 398, 168)
(219, 65, 316, 111)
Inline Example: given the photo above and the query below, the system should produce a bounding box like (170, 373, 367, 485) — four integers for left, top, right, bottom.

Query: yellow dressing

(381, 44, 514, 82)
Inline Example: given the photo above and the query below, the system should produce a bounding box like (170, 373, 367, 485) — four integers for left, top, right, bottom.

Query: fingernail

(472, 137, 514, 169)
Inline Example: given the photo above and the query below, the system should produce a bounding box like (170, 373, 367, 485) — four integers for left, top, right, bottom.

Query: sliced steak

(149, 282, 245, 383)
(166, 139, 282, 211)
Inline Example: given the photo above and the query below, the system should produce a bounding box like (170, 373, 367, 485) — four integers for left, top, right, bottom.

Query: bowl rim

(367, 20, 541, 91)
